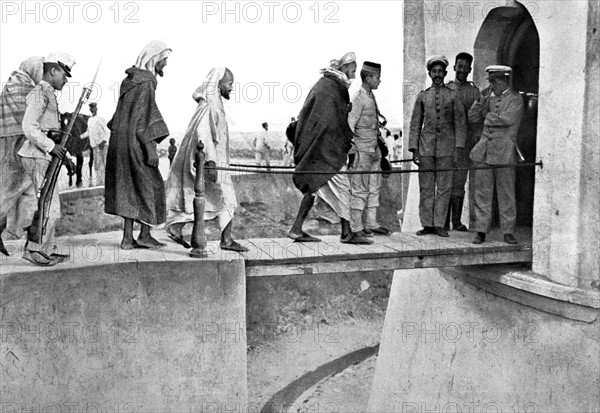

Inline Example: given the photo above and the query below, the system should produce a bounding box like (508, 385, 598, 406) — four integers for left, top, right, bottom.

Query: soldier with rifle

(17, 53, 76, 266)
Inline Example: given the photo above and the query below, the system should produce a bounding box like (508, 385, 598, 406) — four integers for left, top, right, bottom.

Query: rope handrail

(207, 161, 544, 175)
(230, 158, 415, 169)
(189, 141, 542, 259)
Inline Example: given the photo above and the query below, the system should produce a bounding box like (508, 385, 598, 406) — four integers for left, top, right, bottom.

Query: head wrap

(320, 52, 356, 88)
(8, 56, 44, 85)
(329, 52, 356, 70)
(134, 40, 172, 76)
(192, 67, 228, 103)
(1, 56, 45, 138)
(426, 55, 449, 71)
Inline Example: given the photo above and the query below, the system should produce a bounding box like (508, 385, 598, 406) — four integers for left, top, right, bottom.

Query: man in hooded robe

(165, 68, 248, 252)
(0, 56, 44, 256)
(288, 52, 371, 244)
(105, 41, 171, 250)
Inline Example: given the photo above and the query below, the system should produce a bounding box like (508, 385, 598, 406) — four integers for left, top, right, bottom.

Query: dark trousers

(418, 156, 453, 228)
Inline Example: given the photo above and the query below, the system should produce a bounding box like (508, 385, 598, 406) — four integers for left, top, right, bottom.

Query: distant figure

(284, 117, 296, 166)
(384, 130, 394, 159)
(85, 102, 109, 186)
(393, 132, 403, 161)
(253, 122, 271, 167)
(168, 138, 177, 165)
(165, 68, 248, 252)
(62, 112, 90, 188)
(105, 40, 171, 250)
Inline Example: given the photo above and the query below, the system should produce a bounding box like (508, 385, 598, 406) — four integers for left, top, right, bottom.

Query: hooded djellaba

(165, 67, 237, 231)
(292, 52, 356, 195)
(104, 41, 171, 226)
(0, 56, 44, 256)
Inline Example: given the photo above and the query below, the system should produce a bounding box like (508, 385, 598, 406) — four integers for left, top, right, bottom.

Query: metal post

(190, 142, 208, 258)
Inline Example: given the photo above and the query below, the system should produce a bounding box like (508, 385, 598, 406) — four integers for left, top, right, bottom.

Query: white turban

(135, 40, 172, 76)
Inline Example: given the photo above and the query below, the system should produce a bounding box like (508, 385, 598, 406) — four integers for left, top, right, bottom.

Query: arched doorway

(473, 2, 539, 227)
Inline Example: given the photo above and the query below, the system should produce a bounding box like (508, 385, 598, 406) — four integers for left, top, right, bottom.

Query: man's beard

(156, 69, 164, 77)
(221, 91, 230, 100)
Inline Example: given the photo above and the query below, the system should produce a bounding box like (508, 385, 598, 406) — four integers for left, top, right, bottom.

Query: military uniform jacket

(468, 88, 524, 165)
(18, 80, 60, 160)
(348, 86, 379, 153)
(409, 84, 467, 157)
(447, 79, 481, 152)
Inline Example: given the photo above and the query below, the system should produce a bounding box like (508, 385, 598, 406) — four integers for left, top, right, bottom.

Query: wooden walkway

(241, 228, 532, 277)
(1, 229, 532, 277)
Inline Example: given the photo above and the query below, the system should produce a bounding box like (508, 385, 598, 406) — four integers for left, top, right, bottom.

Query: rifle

(28, 61, 101, 246)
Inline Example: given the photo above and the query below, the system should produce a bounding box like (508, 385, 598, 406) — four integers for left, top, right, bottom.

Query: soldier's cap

(426, 55, 449, 71)
(455, 52, 474, 64)
(89, 102, 97, 108)
(485, 65, 512, 80)
(362, 61, 382, 74)
(45, 52, 76, 77)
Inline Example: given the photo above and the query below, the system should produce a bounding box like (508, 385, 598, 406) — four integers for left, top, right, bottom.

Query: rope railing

(189, 142, 542, 258)
(231, 158, 422, 169)
(207, 161, 543, 175)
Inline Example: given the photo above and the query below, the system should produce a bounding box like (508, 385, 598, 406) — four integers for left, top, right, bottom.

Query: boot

(504, 233, 519, 245)
(444, 204, 451, 231)
(0, 216, 9, 256)
(340, 218, 351, 242)
(473, 232, 486, 244)
(452, 197, 468, 231)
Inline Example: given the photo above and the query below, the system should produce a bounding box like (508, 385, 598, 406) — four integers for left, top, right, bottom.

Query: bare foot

(220, 240, 249, 252)
(287, 231, 321, 242)
(166, 225, 191, 248)
(120, 239, 148, 250)
(136, 235, 166, 249)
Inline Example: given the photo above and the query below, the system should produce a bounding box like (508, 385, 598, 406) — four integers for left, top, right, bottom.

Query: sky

(0, 0, 404, 138)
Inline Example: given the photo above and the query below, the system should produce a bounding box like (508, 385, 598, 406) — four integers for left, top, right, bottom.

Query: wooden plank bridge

(1, 228, 532, 276)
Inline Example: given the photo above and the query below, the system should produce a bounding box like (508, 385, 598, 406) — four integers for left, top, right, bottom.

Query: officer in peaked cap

(17, 52, 76, 266)
(445, 52, 482, 232)
(408, 55, 467, 238)
(485, 65, 512, 80)
(468, 64, 524, 245)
